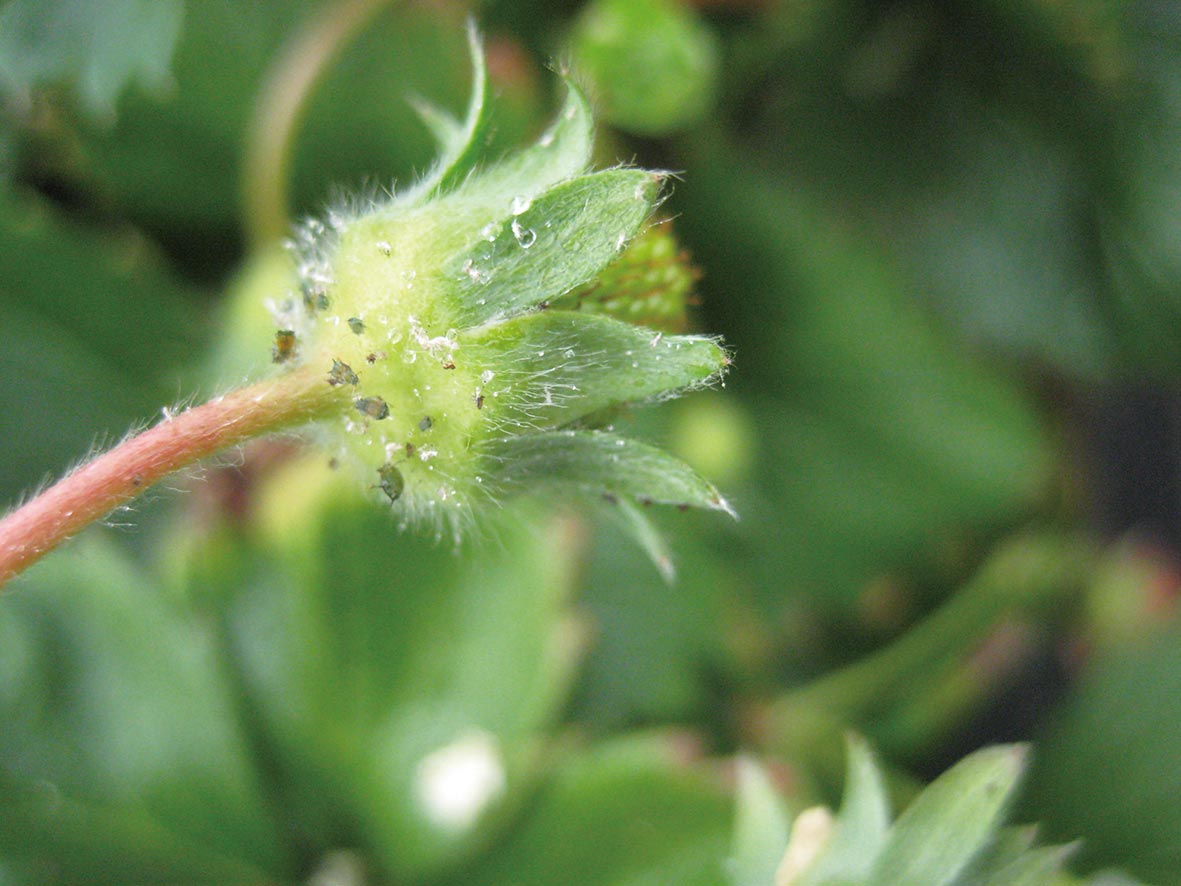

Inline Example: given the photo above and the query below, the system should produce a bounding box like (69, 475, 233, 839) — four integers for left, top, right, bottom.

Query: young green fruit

(276, 26, 732, 538)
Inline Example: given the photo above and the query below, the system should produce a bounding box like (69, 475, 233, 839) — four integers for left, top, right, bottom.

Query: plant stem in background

(242, 0, 393, 247)
(0, 367, 342, 587)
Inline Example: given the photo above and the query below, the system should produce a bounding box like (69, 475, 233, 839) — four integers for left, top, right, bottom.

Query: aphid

(377, 462, 404, 503)
(474, 391, 485, 410)
(272, 329, 297, 363)
(348, 317, 365, 334)
(354, 396, 390, 420)
(327, 359, 359, 386)
(418, 416, 433, 432)
(301, 282, 330, 312)
(441, 360, 456, 370)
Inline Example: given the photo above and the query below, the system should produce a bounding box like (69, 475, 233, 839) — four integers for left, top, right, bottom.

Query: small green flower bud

(275, 26, 732, 536)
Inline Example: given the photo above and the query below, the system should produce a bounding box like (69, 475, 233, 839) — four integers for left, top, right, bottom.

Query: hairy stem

(0, 367, 343, 588)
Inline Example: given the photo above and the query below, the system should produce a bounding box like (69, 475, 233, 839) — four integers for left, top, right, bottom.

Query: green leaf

(481, 429, 735, 516)
(676, 139, 1053, 605)
(1023, 626, 1181, 884)
(729, 757, 792, 886)
(465, 311, 725, 431)
(0, 534, 286, 879)
(0, 0, 183, 120)
(205, 467, 582, 880)
(446, 168, 664, 326)
(798, 735, 891, 885)
(465, 734, 733, 886)
(0, 188, 201, 509)
(407, 21, 490, 202)
(865, 744, 1027, 886)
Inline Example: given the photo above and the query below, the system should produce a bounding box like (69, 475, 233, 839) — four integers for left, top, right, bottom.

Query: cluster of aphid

(254, 27, 731, 539)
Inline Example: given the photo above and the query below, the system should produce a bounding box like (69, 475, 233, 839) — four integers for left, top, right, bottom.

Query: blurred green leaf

(465, 734, 733, 886)
(570, 503, 731, 729)
(0, 188, 201, 508)
(1023, 626, 1181, 885)
(0, 533, 286, 881)
(864, 744, 1026, 885)
(188, 463, 582, 880)
(0, 0, 183, 120)
(676, 140, 1053, 606)
(729, 757, 791, 886)
(796, 735, 890, 885)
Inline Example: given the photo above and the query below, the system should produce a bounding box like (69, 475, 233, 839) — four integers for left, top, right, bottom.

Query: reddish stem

(0, 367, 341, 587)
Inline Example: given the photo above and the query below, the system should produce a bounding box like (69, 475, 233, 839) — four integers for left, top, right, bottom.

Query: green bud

(569, 0, 719, 137)
(275, 25, 731, 536)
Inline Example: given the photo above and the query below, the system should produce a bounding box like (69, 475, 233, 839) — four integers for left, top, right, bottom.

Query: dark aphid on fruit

(354, 396, 390, 420)
(327, 359, 359, 386)
(419, 416, 433, 431)
(348, 317, 365, 334)
(272, 329, 297, 363)
(377, 462, 404, 503)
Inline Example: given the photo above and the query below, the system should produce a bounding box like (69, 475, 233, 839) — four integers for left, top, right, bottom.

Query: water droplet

(403, 349, 418, 364)
(376, 240, 392, 256)
(563, 349, 575, 359)
(480, 370, 495, 384)
(479, 221, 501, 242)
(510, 195, 532, 215)
(511, 218, 536, 248)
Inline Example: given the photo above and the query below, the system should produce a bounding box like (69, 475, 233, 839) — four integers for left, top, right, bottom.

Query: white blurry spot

(414, 730, 506, 830)
(615, 231, 628, 252)
(376, 240, 392, 256)
(479, 222, 501, 242)
(511, 218, 536, 248)
(306, 849, 367, 886)
(538, 129, 555, 147)
(510, 195, 532, 215)
(480, 369, 495, 384)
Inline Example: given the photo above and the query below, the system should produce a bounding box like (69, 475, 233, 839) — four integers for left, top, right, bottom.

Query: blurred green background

(2, 0, 1180, 882)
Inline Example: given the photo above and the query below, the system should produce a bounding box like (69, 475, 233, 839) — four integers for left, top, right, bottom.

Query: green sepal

(974, 839, 1076, 886)
(612, 498, 678, 584)
(797, 735, 891, 885)
(729, 757, 792, 886)
(465, 311, 725, 431)
(458, 75, 595, 210)
(481, 429, 735, 515)
(406, 21, 490, 202)
(446, 168, 665, 326)
(864, 744, 1027, 886)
